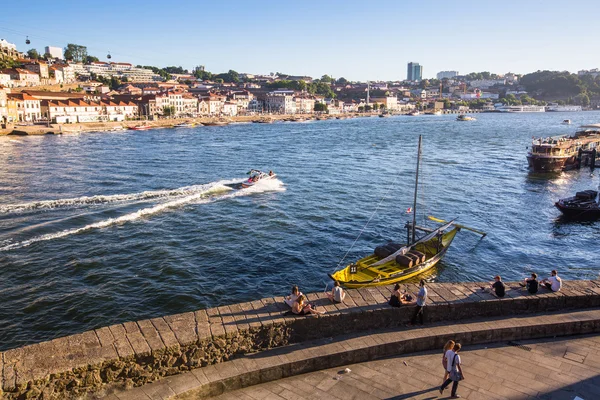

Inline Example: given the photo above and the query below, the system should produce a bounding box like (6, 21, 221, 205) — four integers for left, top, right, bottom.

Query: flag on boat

(406, 207, 412, 214)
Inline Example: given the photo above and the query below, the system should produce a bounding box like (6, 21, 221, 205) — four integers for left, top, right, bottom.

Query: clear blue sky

(1, 0, 599, 81)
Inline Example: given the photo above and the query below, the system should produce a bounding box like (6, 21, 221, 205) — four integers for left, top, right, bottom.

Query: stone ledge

(2, 280, 599, 399)
(110, 308, 600, 400)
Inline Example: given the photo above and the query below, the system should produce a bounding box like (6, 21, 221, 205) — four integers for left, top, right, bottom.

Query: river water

(1, 112, 600, 350)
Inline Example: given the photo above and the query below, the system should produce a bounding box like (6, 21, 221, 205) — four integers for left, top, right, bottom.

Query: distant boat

(547, 103, 582, 112)
(173, 122, 196, 128)
(407, 110, 420, 116)
(561, 119, 571, 125)
(495, 105, 545, 113)
(128, 125, 152, 131)
(203, 121, 229, 126)
(457, 115, 476, 121)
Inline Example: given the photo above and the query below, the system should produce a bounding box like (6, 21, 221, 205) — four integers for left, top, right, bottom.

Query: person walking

(410, 280, 427, 325)
(441, 340, 455, 385)
(440, 343, 464, 398)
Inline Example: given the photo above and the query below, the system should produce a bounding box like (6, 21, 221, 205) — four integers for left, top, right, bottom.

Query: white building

(468, 79, 506, 89)
(265, 90, 296, 114)
(437, 71, 459, 80)
(45, 46, 63, 59)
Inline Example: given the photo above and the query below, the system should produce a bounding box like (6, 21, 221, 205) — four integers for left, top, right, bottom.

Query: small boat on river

(555, 190, 600, 219)
(329, 135, 485, 288)
(562, 119, 571, 125)
(457, 115, 476, 121)
(128, 125, 152, 131)
(173, 122, 196, 128)
(527, 124, 600, 172)
(407, 110, 420, 116)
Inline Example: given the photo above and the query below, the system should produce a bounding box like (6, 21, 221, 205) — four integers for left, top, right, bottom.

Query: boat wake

(0, 178, 285, 252)
(0, 182, 233, 214)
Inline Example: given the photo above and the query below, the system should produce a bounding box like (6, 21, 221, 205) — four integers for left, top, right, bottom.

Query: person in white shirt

(327, 280, 346, 303)
(284, 285, 303, 307)
(541, 270, 562, 292)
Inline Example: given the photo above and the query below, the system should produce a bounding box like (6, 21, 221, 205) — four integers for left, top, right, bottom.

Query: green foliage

(379, 103, 385, 110)
(214, 70, 240, 83)
(464, 71, 499, 80)
(141, 66, 171, 80)
(163, 66, 187, 74)
(336, 77, 348, 85)
(85, 55, 99, 63)
(26, 49, 40, 59)
(314, 103, 328, 112)
(320, 74, 333, 83)
(0, 57, 16, 70)
(575, 93, 590, 106)
(162, 106, 176, 116)
(365, 105, 372, 112)
(64, 44, 88, 63)
(519, 70, 596, 97)
(357, 106, 364, 112)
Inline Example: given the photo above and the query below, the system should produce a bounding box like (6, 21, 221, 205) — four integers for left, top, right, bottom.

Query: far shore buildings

(437, 70, 459, 80)
(71, 62, 162, 82)
(45, 46, 63, 59)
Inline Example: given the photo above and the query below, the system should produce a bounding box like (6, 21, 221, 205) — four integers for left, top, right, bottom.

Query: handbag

(449, 354, 463, 381)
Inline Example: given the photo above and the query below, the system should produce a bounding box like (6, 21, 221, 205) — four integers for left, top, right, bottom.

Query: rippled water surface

(1, 112, 600, 350)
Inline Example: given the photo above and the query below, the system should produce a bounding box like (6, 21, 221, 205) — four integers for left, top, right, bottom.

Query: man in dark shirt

(525, 273, 539, 294)
(483, 275, 505, 297)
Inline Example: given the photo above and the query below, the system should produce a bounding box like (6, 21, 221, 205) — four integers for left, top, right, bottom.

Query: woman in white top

(441, 340, 455, 385)
(284, 285, 303, 307)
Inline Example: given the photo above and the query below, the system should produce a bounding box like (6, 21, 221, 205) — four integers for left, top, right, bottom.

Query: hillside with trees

(520, 71, 600, 102)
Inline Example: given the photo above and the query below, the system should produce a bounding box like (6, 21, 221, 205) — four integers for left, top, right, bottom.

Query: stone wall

(2, 280, 599, 399)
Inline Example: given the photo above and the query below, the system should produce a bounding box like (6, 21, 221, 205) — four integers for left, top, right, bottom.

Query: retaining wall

(2, 280, 599, 399)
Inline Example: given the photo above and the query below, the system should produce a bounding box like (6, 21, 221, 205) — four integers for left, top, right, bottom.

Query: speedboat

(555, 190, 600, 219)
(562, 119, 571, 125)
(407, 110, 420, 116)
(457, 115, 476, 121)
(241, 169, 277, 188)
(174, 122, 195, 128)
(128, 125, 152, 131)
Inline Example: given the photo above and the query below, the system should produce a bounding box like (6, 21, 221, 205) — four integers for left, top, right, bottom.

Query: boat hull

(555, 202, 600, 219)
(330, 228, 459, 288)
(527, 154, 576, 172)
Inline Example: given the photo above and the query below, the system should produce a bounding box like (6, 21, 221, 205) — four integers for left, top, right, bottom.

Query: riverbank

(2, 280, 599, 399)
(0, 109, 487, 136)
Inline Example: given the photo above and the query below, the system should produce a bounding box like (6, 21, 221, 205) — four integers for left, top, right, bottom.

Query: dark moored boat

(527, 124, 600, 172)
(555, 190, 600, 219)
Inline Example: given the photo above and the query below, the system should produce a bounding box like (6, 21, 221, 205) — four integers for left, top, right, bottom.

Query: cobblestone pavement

(209, 334, 600, 400)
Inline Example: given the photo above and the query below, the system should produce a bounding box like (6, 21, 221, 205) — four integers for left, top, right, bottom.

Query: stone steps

(101, 307, 600, 400)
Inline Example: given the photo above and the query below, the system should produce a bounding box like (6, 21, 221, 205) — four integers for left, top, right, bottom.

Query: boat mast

(412, 135, 422, 244)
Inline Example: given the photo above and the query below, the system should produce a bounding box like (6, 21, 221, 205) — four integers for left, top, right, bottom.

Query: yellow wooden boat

(330, 135, 484, 289)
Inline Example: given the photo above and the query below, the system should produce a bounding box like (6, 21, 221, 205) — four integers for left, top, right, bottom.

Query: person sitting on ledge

(482, 275, 505, 298)
(541, 270, 562, 292)
(284, 285, 303, 307)
(292, 294, 325, 316)
(520, 273, 539, 294)
(389, 283, 414, 307)
(327, 280, 346, 303)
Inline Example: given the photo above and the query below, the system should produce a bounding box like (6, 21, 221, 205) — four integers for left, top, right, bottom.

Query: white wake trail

(0, 179, 285, 252)
(0, 182, 234, 214)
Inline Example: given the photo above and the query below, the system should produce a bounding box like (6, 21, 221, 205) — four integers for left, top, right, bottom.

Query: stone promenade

(3, 280, 600, 399)
(210, 334, 600, 400)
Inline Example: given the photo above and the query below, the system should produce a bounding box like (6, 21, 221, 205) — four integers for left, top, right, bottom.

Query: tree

(163, 66, 187, 74)
(163, 106, 176, 117)
(314, 103, 328, 112)
(379, 103, 385, 110)
(365, 105, 372, 112)
(320, 75, 333, 83)
(575, 93, 590, 107)
(63, 43, 88, 63)
(357, 106, 364, 113)
(337, 77, 349, 85)
(85, 55, 99, 63)
(27, 49, 40, 59)
(371, 102, 378, 111)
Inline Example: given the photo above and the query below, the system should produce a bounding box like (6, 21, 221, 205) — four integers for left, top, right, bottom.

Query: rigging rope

(333, 169, 403, 273)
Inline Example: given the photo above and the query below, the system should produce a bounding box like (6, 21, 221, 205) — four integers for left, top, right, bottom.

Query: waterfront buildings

(265, 90, 296, 114)
(436, 71, 458, 80)
(45, 46, 63, 59)
(407, 62, 423, 81)
(0, 39, 20, 59)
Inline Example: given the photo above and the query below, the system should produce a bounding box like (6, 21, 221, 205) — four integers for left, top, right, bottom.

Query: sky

(1, 0, 599, 81)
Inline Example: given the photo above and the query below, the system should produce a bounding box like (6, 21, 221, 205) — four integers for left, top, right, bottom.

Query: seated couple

(389, 283, 415, 307)
(284, 285, 325, 316)
(520, 270, 562, 294)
